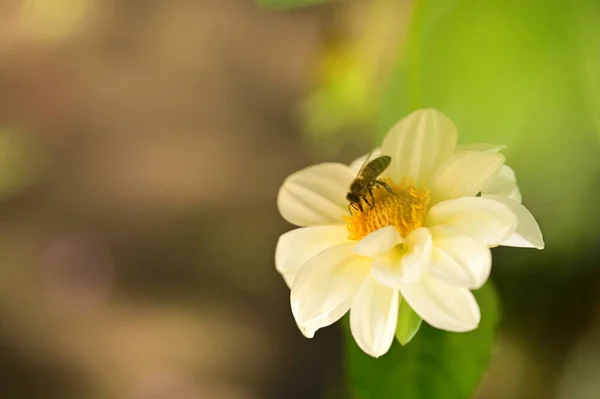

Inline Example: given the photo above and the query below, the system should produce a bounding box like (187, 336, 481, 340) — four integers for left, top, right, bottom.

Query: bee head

(346, 192, 359, 203)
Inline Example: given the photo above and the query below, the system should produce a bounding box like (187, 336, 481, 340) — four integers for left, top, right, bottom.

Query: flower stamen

(344, 177, 430, 241)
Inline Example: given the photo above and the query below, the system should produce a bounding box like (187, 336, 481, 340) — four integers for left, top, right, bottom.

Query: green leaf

(256, 0, 328, 9)
(345, 283, 500, 399)
(378, 0, 600, 261)
(395, 299, 422, 346)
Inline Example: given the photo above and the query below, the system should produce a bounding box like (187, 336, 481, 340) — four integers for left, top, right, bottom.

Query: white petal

(349, 148, 382, 173)
(290, 244, 370, 338)
(372, 227, 432, 287)
(275, 225, 350, 287)
(278, 163, 355, 227)
(429, 226, 492, 289)
(455, 143, 507, 153)
(400, 228, 433, 280)
(350, 275, 399, 358)
(483, 195, 544, 249)
(428, 151, 505, 203)
(482, 164, 522, 203)
(427, 197, 518, 246)
(380, 109, 457, 183)
(400, 275, 481, 332)
(353, 226, 402, 257)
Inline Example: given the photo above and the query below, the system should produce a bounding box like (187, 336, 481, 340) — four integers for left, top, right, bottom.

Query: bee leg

(368, 188, 376, 209)
(360, 197, 368, 209)
(374, 180, 396, 195)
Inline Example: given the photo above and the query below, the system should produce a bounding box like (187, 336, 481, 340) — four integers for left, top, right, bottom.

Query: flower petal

(291, 243, 370, 338)
(429, 225, 492, 289)
(350, 275, 399, 358)
(455, 143, 507, 153)
(349, 148, 382, 173)
(278, 163, 355, 227)
(400, 275, 481, 332)
(400, 228, 433, 280)
(483, 195, 544, 249)
(353, 226, 402, 257)
(275, 225, 350, 287)
(428, 151, 505, 203)
(482, 165, 522, 203)
(426, 196, 518, 246)
(380, 109, 457, 183)
(372, 227, 432, 287)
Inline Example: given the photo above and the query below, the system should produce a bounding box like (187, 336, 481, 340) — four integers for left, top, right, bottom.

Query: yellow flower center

(345, 177, 430, 241)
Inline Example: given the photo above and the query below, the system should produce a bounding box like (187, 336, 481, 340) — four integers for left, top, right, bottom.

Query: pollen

(345, 177, 430, 241)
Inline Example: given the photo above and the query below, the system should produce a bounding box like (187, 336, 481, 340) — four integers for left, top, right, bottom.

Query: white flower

(276, 109, 544, 358)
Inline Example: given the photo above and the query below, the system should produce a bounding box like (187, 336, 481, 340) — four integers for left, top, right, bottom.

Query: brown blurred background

(0, 1, 344, 398)
(0, 1, 600, 398)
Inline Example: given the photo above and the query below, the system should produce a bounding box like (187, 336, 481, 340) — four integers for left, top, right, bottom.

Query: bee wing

(356, 150, 374, 176)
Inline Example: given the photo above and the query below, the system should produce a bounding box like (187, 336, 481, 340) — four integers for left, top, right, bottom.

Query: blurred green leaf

(256, 0, 328, 9)
(378, 0, 600, 262)
(300, 0, 410, 156)
(345, 283, 499, 399)
(395, 299, 422, 346)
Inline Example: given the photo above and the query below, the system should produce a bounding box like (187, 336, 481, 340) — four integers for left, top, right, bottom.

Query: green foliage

(395, 299, 422, 346)
(345, 283, 499, 399)
(256, 0, 328, 9)
(378, 0, 600, 262)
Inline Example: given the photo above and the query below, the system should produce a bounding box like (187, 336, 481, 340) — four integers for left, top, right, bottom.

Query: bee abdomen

(361, 155, 391, 178)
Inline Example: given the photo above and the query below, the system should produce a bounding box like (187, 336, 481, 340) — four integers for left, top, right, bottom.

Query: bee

(346, 151, 395, 214)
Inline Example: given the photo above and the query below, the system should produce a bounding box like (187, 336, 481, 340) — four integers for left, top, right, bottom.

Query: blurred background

(0, 0, 600, 398)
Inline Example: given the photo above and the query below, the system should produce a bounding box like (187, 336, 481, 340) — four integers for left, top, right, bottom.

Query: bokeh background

(0, 0, 600, 398)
